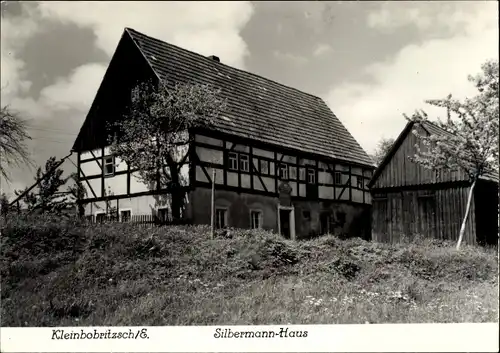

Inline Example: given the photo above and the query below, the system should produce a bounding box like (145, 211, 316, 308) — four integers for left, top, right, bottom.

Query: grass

(1, 215, 498, 326)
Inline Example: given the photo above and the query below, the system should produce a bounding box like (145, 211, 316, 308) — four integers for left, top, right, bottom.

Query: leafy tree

(108, 80, 227, 221)
(15, 156, 77, 214)
(409, 59, 499, 250)
(0, 105, 33, 182)
(372, 137, 395, 166)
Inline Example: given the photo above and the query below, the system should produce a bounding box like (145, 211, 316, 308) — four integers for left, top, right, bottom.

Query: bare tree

(108, 79, 227, 222)
(0, 105, 33, 182)
(409, 60, 499, 250)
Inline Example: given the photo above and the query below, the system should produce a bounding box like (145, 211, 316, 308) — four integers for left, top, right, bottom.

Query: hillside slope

(1, 216, 498, 326)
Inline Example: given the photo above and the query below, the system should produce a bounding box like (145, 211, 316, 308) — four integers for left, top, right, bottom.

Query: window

(84, 215, 94, 223)
(157, 208, 169, 222)
(299, 167, 306, 181)
(307, 168, 315, 184)
(240, 154, 249, 172)
(103, 156, 115, 176)
(95, 212, 106, 223)
(228, 152, 238, 170)
(289, 166, 297, 180)
(356, 176, 363, 189)
(260, 159, 269, 175)
(279, 164, 288, 180)
(250, 210, 263, 229)
(120, 209, 131, 222)
(215, 208, 227, 229)
(335, 172, 342, 185)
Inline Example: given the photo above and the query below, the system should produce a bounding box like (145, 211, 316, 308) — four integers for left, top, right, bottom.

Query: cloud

(0, 1, 255, 195)
(366, 1, 492, 35)
(326, 1, 498, 154)
(313, 43, 332, 57)
(273, 51, 308, 66)
(2, 1, 254, 117)
(0, 7, 38, 104)
(39, 64, 106, 113)
(36, 1, 254, 69)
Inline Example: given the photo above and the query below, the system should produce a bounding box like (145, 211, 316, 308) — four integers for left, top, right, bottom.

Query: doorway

(277, 205, 296, 240)
(280, 209, 291, 239)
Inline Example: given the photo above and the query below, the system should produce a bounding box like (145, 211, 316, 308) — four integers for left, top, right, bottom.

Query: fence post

(211, 169, 216, 240)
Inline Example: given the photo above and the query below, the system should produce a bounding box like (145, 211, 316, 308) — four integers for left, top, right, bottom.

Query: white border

(0, 324, 498, 352)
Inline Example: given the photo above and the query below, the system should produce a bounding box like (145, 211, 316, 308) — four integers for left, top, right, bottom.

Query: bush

(1, 216, 497, 326)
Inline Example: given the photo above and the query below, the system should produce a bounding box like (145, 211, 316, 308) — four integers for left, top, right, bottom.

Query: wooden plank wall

(372, 126, 468, 189)
(372, 185, 476, 244)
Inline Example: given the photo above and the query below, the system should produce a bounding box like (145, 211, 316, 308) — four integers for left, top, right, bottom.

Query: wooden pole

(211, 169, 216, 240)
(9, 152, 73, 207)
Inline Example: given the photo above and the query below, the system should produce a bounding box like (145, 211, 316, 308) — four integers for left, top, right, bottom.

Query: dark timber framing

(77, 129, 374, 207)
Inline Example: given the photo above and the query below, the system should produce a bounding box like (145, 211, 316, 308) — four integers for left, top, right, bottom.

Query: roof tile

(126, 28, 374, 167)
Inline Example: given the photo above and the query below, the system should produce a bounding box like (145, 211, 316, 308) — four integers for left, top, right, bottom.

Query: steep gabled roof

(113, 28, 373, 167)
(368, 119, 499, 188)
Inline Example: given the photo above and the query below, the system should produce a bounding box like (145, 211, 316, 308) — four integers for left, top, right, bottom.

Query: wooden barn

(368, 119, 499, 246)
(72, 27, 375, 240)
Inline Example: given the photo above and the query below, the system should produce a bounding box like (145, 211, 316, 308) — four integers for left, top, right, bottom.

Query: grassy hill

(1, 215, 498, 326)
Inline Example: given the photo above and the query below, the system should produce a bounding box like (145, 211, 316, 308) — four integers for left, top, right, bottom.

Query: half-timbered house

(368, 119, 498, 246)
(72, 28, 375, 240)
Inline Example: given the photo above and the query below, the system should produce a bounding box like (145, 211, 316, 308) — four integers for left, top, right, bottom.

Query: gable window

(240, 154, 249, 172)
(103, 156, 115, 176)
(95, 212, 106, 223)
(228, 152, 238, 170)
(356, 176, 363, 189)
(250, 210, 263, 229)
(307, 168, 315, 184)
(215, 208, 227, 229)
(120, 209, 131, 222)
(260, 159, 269, 175)
(157, 208, 169, 223)
(279, 164, 288, 180)
(335, 172, 342, 185)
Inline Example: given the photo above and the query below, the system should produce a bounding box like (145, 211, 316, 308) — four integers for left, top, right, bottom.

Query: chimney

(208, 55, 220, 63)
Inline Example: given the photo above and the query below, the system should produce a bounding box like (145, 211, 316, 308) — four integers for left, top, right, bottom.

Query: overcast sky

(1, 1, 498, 197)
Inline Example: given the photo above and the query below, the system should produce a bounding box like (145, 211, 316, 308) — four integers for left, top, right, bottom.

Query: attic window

(228, 152, 238, 170)
(239, 154, 249, 172)
(150, 55, 157, 61)
(356, 176, 363, 189)
(307, 169, 315, 184)
(103, 156, 115, 176)
(279, 164, 288, 180)
(335, 172, 342, 185)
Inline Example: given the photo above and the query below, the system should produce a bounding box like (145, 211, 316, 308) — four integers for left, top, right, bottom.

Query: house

(368, 119, 499, 246)
(72, 27, 375, 240)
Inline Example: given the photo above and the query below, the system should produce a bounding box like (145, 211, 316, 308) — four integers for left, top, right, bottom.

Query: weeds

(1, 214, 498, 326)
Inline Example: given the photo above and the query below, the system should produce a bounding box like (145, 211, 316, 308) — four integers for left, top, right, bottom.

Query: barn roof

(368, 119, 499, 188)
(78, 27, 372, 167)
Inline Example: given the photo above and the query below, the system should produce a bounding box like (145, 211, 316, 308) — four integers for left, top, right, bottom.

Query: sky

(1, 1, 498, 197)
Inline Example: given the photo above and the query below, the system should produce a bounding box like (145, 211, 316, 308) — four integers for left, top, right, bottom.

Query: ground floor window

(250, 210, 263, 229)
(157, 208, 169, 222)
(215, 208, 227, 229)
(95, 212, 106, 223)
(120, 209, 131, 222)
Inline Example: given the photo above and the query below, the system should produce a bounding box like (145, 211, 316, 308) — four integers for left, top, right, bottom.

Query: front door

(280, 209, 291, 239)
